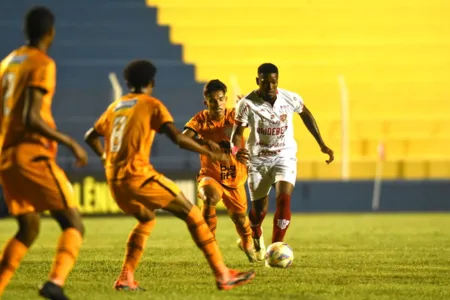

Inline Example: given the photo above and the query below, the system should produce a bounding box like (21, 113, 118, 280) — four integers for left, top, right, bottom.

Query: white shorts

(247, 156, 297, 201)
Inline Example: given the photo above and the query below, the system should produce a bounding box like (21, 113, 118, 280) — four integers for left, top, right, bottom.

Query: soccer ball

(265, 242, 294, 268)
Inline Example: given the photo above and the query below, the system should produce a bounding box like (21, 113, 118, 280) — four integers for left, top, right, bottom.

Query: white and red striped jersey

(235, 88, 304, 158)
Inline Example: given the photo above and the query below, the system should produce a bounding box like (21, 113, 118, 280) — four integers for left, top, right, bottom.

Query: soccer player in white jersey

(231, 63, 334, 261)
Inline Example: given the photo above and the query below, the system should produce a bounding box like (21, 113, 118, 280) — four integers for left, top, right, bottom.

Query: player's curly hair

(203, 79, 227, 97)
(24, 6, 55, 42)
(124, 60, 157, 89)
(258, 63, 278, 75)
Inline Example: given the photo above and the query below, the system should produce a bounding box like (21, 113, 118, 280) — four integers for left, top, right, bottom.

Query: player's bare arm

(163, 122, 229, 164)
(182, 128, 221, 152)
(25, 87, 88, 166)
(84, 127, 105, 157)
(299, 105, 334, 164)
(230, 122, 249, 164)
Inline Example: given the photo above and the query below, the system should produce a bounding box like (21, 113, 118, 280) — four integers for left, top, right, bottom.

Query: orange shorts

(109, 172, 181, 214)
(197, 176, 247, 214)
(0, 157, 75, 216)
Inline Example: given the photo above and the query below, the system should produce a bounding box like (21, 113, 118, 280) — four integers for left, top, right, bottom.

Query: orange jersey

(0, 46, 57, 157)
(94, 93, 173, 180)
(184, 108, 247, 188)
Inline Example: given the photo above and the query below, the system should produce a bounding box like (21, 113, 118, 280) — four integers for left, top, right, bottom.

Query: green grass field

(1, 213, 449, 300)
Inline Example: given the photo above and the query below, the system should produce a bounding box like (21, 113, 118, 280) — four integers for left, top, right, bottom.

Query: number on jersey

(110, 115, 127, 153)
(1, 73, 15, 116)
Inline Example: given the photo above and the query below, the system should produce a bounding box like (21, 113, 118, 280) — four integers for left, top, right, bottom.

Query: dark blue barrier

(1, 178, 449, 217)
(261, 180, 450, 212)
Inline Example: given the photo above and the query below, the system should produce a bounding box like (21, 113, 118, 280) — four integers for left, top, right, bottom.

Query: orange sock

(186, 206, 227, 279)
(49, 228, 83, 287)
(119, 220, 155, 281)
(201, 204, 217, 236)
(235, 216, 253, 250)
(0, 238, 28, 296)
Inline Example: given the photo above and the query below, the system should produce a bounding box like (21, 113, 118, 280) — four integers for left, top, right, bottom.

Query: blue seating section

(0, 0, 204, 172)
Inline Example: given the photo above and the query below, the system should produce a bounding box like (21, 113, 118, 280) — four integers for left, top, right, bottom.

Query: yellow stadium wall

(147, 0, 450, 179)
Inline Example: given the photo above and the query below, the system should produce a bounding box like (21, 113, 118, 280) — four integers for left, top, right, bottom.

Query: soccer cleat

(113, 279, 145, 291)
(252, 233, 266, 262)
(38, 281, 70, 300)
(236, 238, 258, 263)
(114, 270, 145, 291)
(216, 269, 256, 291)
(237, 232, 266, 262)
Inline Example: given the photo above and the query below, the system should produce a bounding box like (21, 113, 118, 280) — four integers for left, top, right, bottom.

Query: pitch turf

(1, 213, 449, 300)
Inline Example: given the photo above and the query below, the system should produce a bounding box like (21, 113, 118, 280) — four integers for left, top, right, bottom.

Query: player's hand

(236, 94, 245, 102)
(209, 151, 230, 167)
(206, 140, 221, 152)
(69, 140, 88, 167)
(236, 148, 250, 164)
(321, 145, 334, 164)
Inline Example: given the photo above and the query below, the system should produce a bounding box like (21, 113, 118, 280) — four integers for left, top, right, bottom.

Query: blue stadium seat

(0, 1, 204, 171)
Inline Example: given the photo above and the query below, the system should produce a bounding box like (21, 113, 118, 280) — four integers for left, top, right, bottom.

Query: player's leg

(122, 209, 155, 285)
(116, 208, 155, 291)
(271, 156, 297, 243)
(221, 186, 256, 262)
(272, 181, 294, 243)
(248, 196, 269, 260)
(109, 182, 156, 291)
(233, 212, 256, 263)
(247, 163, 273, 260)
(163, 193, 255, 290)
(48, 208, 85, 287)
(0, 165, 42, 296)
(0, 212, 40, 296)
(38, 207, 85, 299)
(198, 177, 223, 236)
(130, 173, 255, 290)
(22, 159, 85, 300)
(249, 196, 269, 239)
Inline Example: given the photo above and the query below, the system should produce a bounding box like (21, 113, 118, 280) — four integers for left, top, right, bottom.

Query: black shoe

(38, 281, 70, 300)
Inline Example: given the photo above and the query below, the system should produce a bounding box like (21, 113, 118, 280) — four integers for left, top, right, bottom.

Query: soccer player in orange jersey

(0, 7, 88, 300)
(84, 60, 255, 291)
(182, 80, 256, 262)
